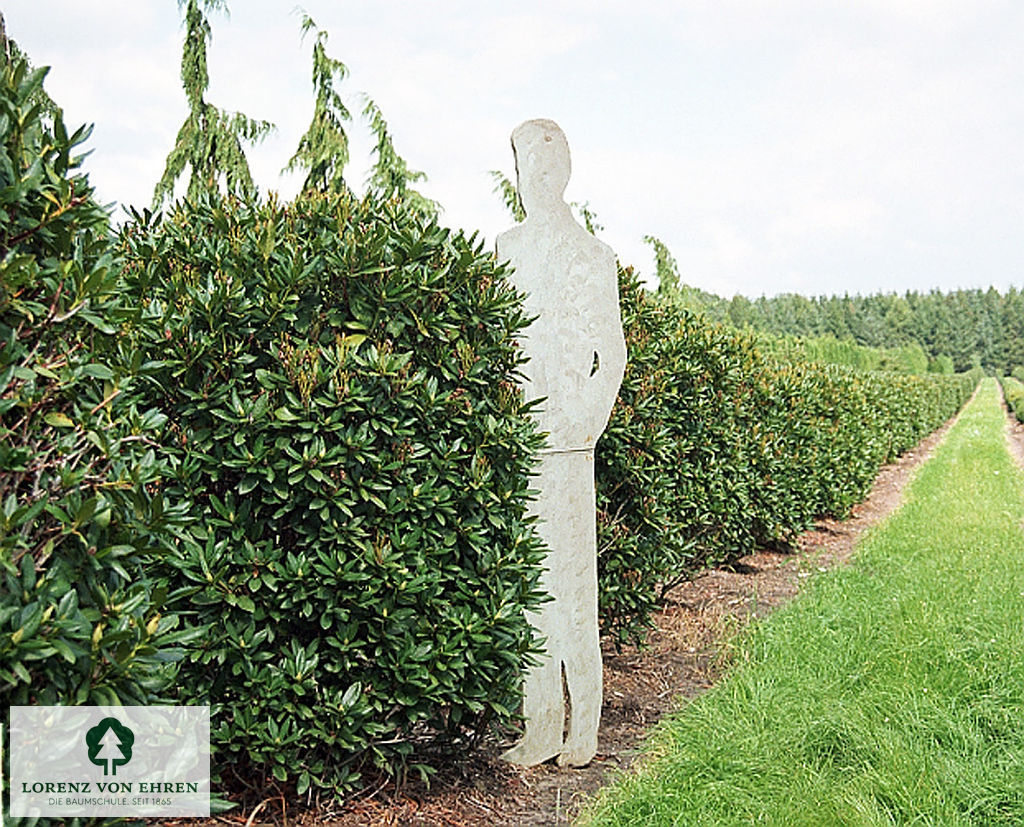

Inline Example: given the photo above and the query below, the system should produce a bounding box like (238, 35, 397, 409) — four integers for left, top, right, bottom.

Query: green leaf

(44, 411, 74, 428)
(79, 312, 118, 334)
(82, 363, 115, 380)
(341, 682, 362, 708)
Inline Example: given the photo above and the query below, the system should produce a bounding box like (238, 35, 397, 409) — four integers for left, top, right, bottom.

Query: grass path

(582, 378, 1024, 825)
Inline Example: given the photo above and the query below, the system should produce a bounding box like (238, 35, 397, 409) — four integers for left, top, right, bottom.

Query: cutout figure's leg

(555, 451, 601, 766)
(558, 537, 601, 765)
(502, 645, 563, 766)
(557, 633, 601, 766)
(505, 451, 566, 765)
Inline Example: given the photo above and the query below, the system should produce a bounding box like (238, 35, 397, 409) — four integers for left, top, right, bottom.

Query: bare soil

(163, 396, 1018, 827)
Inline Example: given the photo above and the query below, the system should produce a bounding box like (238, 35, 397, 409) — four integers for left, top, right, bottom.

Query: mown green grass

(582, 378, 1024, 825)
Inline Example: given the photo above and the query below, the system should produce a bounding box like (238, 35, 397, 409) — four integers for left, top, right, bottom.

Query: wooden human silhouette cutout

(497, 119, 626, 766)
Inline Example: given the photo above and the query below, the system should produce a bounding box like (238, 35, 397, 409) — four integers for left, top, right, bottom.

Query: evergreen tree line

(687, 286, 1024, 376)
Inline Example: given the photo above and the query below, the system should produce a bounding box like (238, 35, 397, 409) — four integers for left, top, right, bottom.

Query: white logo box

(9, 705, 210, 818)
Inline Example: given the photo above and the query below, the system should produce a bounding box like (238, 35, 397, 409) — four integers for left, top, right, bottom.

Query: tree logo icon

(85, 717, 135, 776)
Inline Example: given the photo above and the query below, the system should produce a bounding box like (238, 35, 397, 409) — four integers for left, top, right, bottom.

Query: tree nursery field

(2, 7, 1021, 825)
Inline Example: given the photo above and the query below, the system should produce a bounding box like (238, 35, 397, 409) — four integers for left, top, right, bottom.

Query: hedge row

(757, 331, 934, 375)
(116, 193, 546, 793)
(1000, 375, 1024, 422)
(596, 269, 978, 644)
(0, 54, 194, 712)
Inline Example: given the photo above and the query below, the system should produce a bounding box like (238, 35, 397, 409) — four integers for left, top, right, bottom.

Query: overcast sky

(5, 1, 1024, 298)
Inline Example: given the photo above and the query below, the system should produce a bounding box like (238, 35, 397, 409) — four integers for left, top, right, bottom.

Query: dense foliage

(595, 269, 977, 644)
(0, 46, 191, 708)
(117, 191, 546, 794)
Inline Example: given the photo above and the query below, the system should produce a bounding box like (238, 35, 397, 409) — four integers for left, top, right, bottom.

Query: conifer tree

(153, 0, 273, 207)
(643, 234, 680, 295)
(284, 13, 351, 194)
(362, 94, 438, 218)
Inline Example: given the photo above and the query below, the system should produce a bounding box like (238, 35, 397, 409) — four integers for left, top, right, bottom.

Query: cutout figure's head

(511, 119, 571, 217)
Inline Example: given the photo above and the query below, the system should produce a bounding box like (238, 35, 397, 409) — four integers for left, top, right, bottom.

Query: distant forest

(678, 285, 1024, 375)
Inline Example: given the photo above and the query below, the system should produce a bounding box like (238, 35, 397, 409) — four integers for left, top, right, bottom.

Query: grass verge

(582, 378, 1024, 825)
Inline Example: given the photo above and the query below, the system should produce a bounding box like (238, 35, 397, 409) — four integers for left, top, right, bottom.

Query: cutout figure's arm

(597, 304, 627, 399)
(588, 268, 627, 432)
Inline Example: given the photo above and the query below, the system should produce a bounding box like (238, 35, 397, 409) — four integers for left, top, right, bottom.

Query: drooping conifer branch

(489, 170, 525, 223)
(362, 94, 438, 219)
(154, 0, 274, 207)
(284, 12, 351, 195)
(643, 234, 681, 296)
